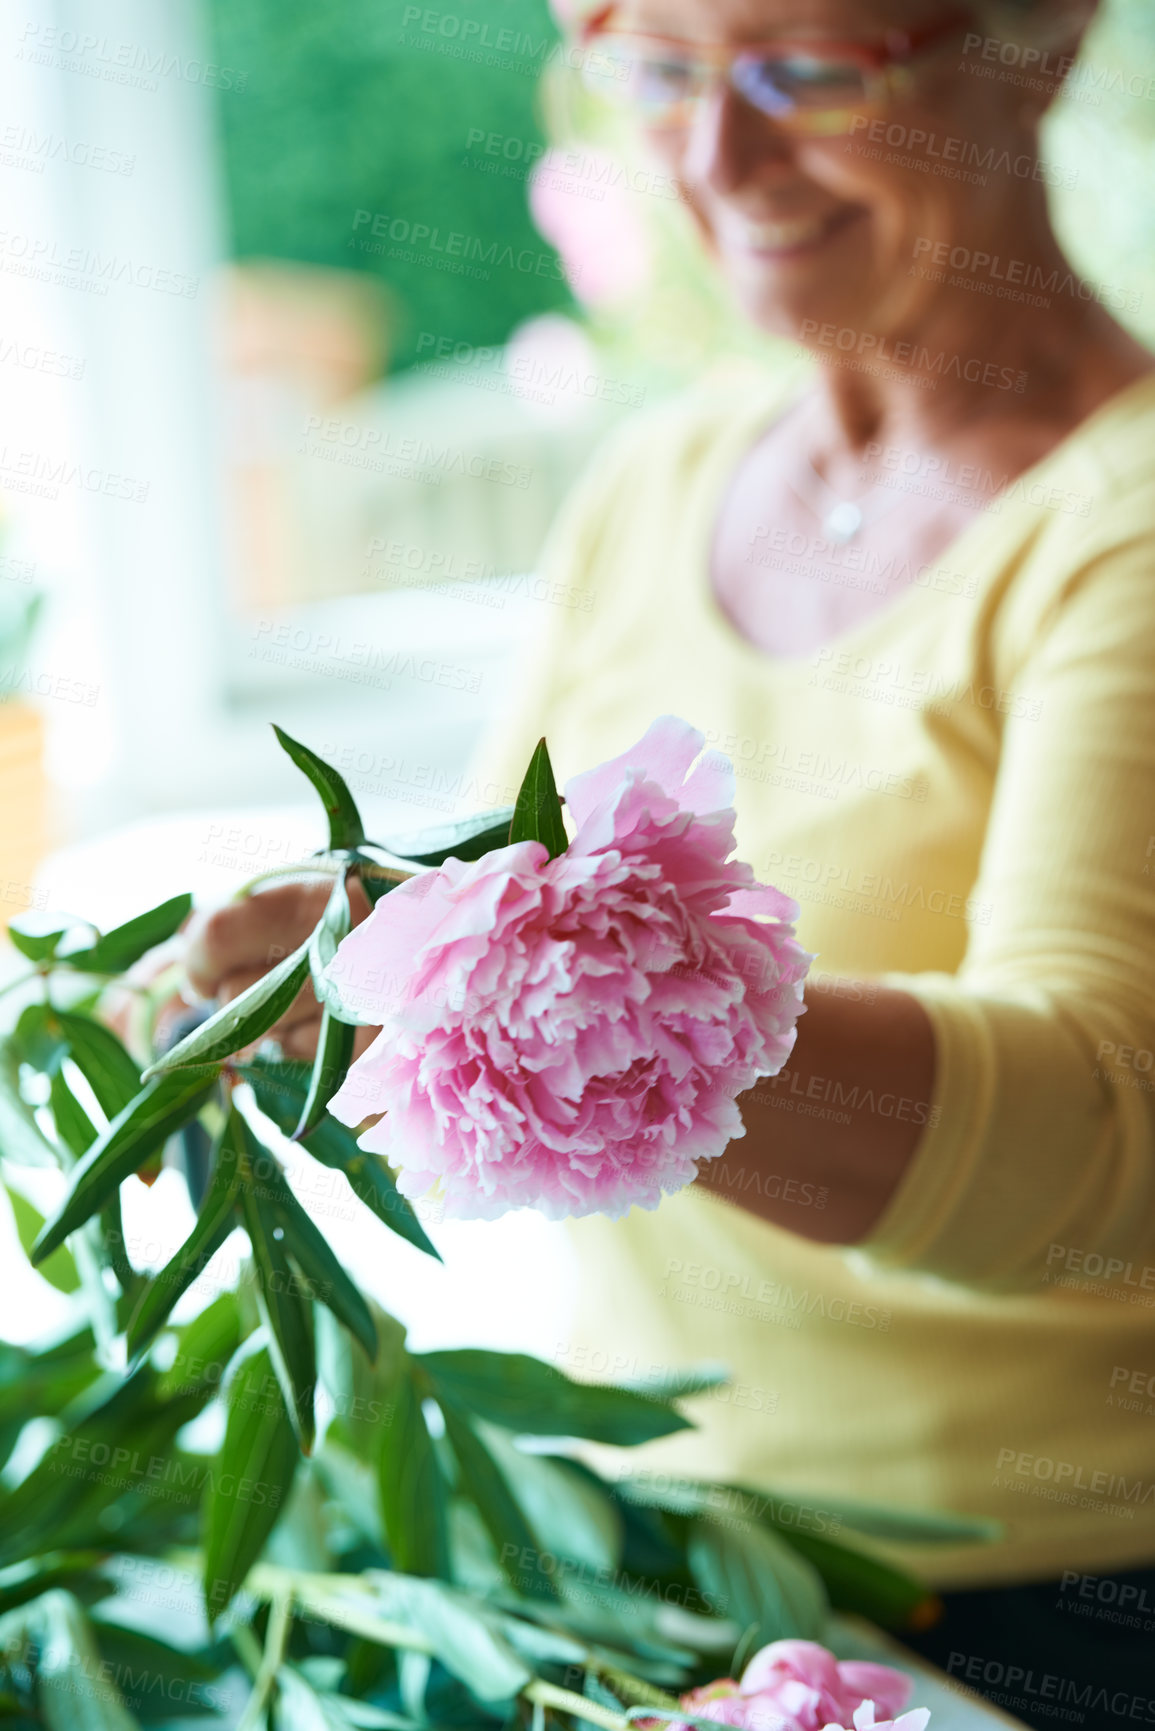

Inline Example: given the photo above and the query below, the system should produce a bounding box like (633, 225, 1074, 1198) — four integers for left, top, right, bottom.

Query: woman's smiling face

(610, 0, 1060, 341)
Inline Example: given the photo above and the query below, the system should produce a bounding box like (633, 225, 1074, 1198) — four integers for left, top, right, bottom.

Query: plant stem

(235, 1590, 292, 1731)
(0, 968, 40, 1000)
(524, 1681, 626, 1731)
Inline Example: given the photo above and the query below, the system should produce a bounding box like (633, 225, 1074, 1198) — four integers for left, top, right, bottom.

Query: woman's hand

(183, 878, 379, 1061)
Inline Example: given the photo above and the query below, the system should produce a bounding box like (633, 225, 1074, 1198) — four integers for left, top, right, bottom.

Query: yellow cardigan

(475, 364, 1155, 1587)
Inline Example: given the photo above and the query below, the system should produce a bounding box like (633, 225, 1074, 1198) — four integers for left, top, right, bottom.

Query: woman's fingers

(181, 874, 381, 1064)
(184, 881, 332, 1000)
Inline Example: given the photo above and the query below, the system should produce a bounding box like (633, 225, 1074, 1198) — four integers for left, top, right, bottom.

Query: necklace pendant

(823, 501, 863, 543)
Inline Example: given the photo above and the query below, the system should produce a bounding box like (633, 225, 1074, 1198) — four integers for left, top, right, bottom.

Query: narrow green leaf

(294, 1009, 356, 1140)
(59, 893, 193, 975)
(810, 1494, 1003, 1544)
(239, 1139, 316, 1450)
(237, 1116, 376, 1361)
(54, 1014, 141, 1118)
(378, 1361, 449, 1576)
(508, 738, 567, 859)
(273, 726, 365, 851)
(419, 1350, 691, 1445)
(240, 1059, 439, 1260)
(687, 1516, 827, 1643)
(378, 809, 517, 868)
(143, 943, 310, 1077)
(481, 1426, 622, 1572)
(126, 1121, 244, 1359)
(202, 1346, 299, 1620)
(32, 1068, 220, 1263)
(440, 1403, 558, 1600)
(4, 1186, 80, 1293)
(767, 1524, 934, 1629)
(27, 1589, 140, 1731)
(157, 1291, 243, 1398)
(0, 1035, 59, 1166)
(49, 1070, 98, 1158)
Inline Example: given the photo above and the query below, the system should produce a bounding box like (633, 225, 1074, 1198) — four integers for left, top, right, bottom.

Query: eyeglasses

(577, 8, 973, 135)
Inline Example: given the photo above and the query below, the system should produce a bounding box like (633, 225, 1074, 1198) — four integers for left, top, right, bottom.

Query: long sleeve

(861, 531, 1155, 1288)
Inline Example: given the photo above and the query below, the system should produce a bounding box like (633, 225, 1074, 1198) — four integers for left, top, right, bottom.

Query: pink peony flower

(324, 717, 811, 1220)
(653, 1641, 923, 1731)
(740, 1642, 913, 1730)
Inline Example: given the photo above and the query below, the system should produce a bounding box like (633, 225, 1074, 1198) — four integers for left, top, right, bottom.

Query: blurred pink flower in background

(529, 147, 652, 306)
(657, 1641, 925, 1731)
(503, 312, 605, 423)
(326, 717, 811, 1220)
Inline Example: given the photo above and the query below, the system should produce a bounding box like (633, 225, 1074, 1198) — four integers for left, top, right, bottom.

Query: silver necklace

(788, 455, 902, 545)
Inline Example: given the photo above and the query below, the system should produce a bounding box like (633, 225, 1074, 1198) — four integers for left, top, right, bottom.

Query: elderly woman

(188, 0, 1155, 1718)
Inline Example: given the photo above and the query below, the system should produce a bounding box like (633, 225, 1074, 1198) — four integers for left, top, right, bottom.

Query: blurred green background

(205, 0, 573, 375)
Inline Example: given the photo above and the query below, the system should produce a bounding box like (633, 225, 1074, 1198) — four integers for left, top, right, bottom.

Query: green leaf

(687, 1515, 827, 1643)
(240, 1059, 439, 1260)
(202, 1346, 299, 1619)
(360, 1572, 531, 1704)
(378, 1360, 449, 1576)
(378, 809, 517, 868)
(59, 893, 193, 975)
(273, 726, 366, 851)
(239, 1135, 317, 1450)
(0, 1035, 59, 1166)
(53, 1015, 141, 1119)
(768, 1525, 934, 1629)
(480, 1428, 622, 1573)
(33, 1068, 220, 1263)
(507, 738, 567, 859)
(308, 875, 352, 983)
(49, 1070, 98, 1158)
(294, 1009, 356, 1139)
(126, 1121, 244, 1359)
(440, 1403, 558, 1601)
(812, 1494, 1003, 1545)
(622, 1364, 731, 1401)
(241, 1120, 377, 1361)
(6, 915, 72, 963)
(15, 1002, 69, 1075)
(22, 1589, 139, 1731)
(87, 1619, 224, 1722)
(4, 1186, 80, 1293)
(143, 942, 310, 1077)
(419, 1350, 692, 1445)
(157, 1292, 244, 1399)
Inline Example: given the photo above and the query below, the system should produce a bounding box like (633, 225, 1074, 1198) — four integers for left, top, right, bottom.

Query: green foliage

(508, 738, 568, 858)
(204, 0, 574, 372)
(0, 724, 971, 1728)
